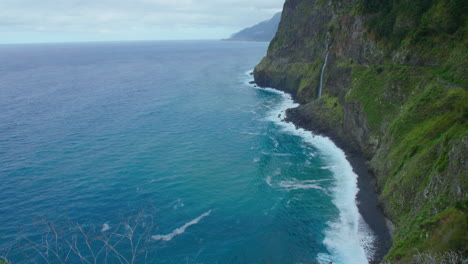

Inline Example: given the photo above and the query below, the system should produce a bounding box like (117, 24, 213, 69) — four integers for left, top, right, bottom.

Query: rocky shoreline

(251, 0, 467, 260)
(285, 106, 392, 264)
(251, 75, 392, 263)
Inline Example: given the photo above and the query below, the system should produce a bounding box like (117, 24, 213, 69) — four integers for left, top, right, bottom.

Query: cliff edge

(254, 0, 467, 262)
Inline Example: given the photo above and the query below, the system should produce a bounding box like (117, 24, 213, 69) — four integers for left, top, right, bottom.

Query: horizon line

(0, 38, 229, 46)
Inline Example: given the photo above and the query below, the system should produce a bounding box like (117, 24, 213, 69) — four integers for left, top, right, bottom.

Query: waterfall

(317, 51, 329, 99)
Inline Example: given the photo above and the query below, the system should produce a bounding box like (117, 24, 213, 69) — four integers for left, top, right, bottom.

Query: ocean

(0, 40, 374, 263)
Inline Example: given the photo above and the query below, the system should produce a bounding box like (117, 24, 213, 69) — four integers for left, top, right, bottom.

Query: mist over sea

(0, 41, 373, 263)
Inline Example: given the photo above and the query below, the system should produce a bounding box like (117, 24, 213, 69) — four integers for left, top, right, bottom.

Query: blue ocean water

(0, 41, 373, 263)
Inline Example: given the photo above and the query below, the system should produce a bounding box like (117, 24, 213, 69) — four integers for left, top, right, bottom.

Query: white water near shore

(246, 71, 375, 264)
(152, 210, 212, 242)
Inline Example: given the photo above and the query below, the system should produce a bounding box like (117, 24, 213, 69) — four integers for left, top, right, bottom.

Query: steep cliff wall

(254, 0, 467, 262)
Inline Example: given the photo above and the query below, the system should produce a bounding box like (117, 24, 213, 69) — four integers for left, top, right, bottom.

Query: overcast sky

(0, 0, 284, 44)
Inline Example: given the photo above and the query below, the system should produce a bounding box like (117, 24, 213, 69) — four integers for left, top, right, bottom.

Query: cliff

(226, 12, 282, 42)
(254, 0, 467, 262)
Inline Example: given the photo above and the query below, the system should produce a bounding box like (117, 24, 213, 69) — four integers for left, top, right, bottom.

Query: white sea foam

(240, 131, 265, 136)
(265, 168, 282, 187)
(101, 222, 111, 232)
(266, 174, 328, 192)
(265, 175, 273, 187)
(259, 87, 287, 95)
(242, 70, 256, 86)
(260, 151, 291, 156)
(152, 210, 212, 242)
(269, 136, 280, 149)
(278, 179, 324, 191)
(358, 217, 377, 260)
(247, 71, 375, 263)
(173, 198, 184, 210)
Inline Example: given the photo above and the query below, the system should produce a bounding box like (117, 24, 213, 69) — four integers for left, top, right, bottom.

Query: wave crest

(246, 70, 375, 264)
(152, 210, 212, 242)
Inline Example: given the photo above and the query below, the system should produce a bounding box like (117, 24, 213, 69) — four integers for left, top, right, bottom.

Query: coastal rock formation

(254, 0, 467, 262)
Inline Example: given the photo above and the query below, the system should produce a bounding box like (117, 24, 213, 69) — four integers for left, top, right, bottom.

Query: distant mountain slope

(226, 12, 281, 42)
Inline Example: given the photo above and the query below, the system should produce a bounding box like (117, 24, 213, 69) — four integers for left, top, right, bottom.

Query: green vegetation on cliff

(348, 64, 467, 262)
(358, 0, 465, 43)
(254, 0, 467, 262)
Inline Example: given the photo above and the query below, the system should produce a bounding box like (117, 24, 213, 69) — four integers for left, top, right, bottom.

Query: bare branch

(7, 209, 159, 264)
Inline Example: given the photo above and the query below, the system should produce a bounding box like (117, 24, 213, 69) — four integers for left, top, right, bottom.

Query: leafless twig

(12, 210, 157, 263)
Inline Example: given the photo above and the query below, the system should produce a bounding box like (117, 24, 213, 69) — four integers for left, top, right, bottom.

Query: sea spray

(101, 222, 111, 232)
(247, 71, 375, 264)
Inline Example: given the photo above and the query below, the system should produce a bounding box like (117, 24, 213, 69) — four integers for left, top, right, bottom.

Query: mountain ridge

(225, 12, 282, 42)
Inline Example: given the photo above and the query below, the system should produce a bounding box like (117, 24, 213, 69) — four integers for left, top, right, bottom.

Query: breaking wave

(152, 210, 212, 242)
(246, 70, 375, 264)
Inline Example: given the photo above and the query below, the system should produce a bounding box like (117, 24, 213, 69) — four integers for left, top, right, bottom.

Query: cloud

(0, 0, 284, 37)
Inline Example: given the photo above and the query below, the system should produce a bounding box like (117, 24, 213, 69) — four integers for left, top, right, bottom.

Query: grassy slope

(348, 1, 467, 260)
(346, 63, 467, 262)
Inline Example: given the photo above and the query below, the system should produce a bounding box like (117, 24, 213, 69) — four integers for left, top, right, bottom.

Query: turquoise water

(0, 41, 373, 263)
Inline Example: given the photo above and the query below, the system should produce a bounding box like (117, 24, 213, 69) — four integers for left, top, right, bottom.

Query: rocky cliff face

(254, 0, 467, 262)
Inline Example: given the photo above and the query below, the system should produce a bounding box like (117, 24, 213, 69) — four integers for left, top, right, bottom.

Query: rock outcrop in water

(254, 0, 467, 262)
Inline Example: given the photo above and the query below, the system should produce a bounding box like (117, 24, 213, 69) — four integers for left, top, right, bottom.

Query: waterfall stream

(317, 51, 329, 99)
